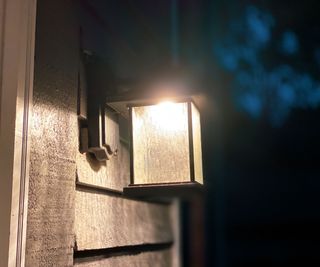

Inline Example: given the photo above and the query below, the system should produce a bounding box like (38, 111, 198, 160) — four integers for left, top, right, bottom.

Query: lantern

(79, 52, 204, 197)
(109, 95, 204, 197)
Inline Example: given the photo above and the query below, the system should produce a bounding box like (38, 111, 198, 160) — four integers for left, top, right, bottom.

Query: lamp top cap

(106, 90, 202, 119)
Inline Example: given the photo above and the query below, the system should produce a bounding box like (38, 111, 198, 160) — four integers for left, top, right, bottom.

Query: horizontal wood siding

(75, 189, 173, 250)
(25, 0, 79, 266)
(76, 141, 129, 192)
(74, 249, 172, 267)
(27, 0, 180, 266)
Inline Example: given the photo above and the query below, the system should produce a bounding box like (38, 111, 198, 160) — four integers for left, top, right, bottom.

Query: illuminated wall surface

(132, 101, 203, 184)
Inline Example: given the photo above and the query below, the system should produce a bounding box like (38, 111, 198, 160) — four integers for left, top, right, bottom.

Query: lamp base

(123, 182, 204, 199)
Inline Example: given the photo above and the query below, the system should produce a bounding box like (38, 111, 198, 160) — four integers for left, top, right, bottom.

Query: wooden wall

(25, 0, 180, 266)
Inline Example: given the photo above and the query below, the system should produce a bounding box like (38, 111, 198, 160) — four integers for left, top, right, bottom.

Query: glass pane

(132, 102, 190, 184)
(191, 103, 203, 184)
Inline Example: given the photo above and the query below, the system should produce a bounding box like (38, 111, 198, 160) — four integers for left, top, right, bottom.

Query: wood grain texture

(76, 141, 130, 191)
(25, 0, 78, 266)
(75, 189, 173, 250)
(104, 109, 119, 155)
(26, 70, 78, 267)
(74, 249, 172, 267)
(170, 200, 181, 267)
(77, 108, 130, 191)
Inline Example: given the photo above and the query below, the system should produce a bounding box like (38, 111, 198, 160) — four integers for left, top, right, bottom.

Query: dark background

(78, 0, 320, 266)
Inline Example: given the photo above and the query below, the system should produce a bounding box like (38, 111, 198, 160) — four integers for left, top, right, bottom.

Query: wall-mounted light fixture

(108, 93, 204, 197)
(79, 53, 204, 197)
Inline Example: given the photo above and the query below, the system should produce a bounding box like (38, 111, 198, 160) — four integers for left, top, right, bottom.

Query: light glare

(148, 101, 187, 133)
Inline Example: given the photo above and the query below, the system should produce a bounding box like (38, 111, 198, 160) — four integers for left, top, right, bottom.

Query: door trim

(0, 0, 37, 266)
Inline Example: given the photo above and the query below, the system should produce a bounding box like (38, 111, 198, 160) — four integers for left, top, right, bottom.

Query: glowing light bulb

(149, 101, 188, 133)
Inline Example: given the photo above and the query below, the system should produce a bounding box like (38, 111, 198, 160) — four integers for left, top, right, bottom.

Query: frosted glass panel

(191, 103, 203, 184)
(132, 102, 190, 184)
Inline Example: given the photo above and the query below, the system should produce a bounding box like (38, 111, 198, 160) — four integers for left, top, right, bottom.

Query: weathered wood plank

(77, 105, 129, 191)
(74, 249, 172, 267)
(75, 189, 173, 250)
(26, 76, 78, 267)
(76, 140, 129, 191)
(170, 200, 181, 267)
(25, 0, 79, 266)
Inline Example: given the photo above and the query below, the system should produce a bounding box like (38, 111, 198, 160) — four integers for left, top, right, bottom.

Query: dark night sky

(79, 0, 320, 266)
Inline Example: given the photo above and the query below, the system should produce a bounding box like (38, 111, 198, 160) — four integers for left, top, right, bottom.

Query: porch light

(80, 52, 204, 196)
(108, 95, 204, 197)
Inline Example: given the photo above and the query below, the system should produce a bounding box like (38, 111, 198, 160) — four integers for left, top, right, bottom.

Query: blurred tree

(213, 5, 320, 126)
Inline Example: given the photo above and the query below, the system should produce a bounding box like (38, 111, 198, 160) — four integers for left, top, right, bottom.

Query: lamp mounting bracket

(77, 51, 118, 161)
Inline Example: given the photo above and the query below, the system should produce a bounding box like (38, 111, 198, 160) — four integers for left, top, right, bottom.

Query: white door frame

(0, 0, 37, 266)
